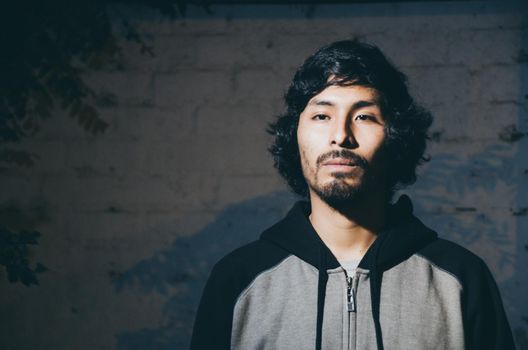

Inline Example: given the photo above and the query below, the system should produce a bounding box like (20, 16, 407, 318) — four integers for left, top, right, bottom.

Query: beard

(309, 170, 369, 208)
(305, 149, 373, 209)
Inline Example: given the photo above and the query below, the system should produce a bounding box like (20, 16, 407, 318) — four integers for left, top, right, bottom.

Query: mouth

(321, 158, 360, 171)
(322, 158, 358, 167)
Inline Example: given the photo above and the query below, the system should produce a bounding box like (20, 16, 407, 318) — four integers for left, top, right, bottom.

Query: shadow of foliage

(0, 225, 46, 286)
(0, 1, 182, 168)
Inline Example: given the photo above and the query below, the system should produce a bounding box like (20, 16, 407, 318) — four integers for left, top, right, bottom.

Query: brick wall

(0, 2, 527, 349)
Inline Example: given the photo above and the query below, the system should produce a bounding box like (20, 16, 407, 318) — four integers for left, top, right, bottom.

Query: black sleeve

(189, 239, 290, 350)
(420, 239, 516, 350)
(190, 259, 238, 350)
(464, 260, 516, 350)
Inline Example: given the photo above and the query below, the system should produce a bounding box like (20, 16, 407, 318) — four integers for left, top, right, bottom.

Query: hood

(260, 194, 438, 350)
(260, 194, 438, 272)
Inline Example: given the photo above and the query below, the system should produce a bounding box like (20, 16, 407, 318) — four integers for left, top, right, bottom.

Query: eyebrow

(307, 98, 378, 110)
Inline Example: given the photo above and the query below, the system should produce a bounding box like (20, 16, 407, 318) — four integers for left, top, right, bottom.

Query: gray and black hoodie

(190, 195, 515, 350)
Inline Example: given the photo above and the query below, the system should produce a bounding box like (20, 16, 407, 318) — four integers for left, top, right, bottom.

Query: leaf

(6, 266, 19, 283)
(69, 99, 82, 118)
(0, 148, 38, 167)
(17, 230, 40, 245)
(35, 263, 48, 274)
(77, 104, 109, 134)
(19, 267, 39, 286)
(0, 225, 45, 286)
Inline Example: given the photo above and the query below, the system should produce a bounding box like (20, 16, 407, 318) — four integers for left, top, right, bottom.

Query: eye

(312, 114, 329, 121)
(355, 114, 373, 121)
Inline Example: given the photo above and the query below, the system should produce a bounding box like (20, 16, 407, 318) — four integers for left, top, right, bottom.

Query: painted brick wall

(0, 2, 527, 349)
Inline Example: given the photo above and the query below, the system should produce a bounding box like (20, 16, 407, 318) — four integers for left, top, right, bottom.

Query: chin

(322, 176, 362, 189)
(311, 180, 366, 207)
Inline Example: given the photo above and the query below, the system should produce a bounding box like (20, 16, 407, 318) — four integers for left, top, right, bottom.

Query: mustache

(316, 150, 368, 168)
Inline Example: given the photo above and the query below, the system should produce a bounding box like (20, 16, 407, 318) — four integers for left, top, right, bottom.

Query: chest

(230, 255, 465, 350)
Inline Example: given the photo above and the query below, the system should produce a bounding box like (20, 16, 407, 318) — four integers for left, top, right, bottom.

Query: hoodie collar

(260, 194, 438, 272)
(261, 200, 340, 270)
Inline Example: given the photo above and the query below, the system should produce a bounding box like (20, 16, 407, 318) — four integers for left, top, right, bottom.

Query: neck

(308, 191, 387, 262)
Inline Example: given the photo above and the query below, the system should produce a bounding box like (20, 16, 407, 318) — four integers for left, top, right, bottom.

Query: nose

(330, 115, 357, 148)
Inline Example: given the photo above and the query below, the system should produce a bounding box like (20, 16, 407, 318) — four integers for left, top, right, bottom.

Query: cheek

(297, 140, 312, 169)
(296, 123, 309, 161)
(358, 129, 386, 154)
(368, 133, 389, 167)
(297, 129, 319, 167)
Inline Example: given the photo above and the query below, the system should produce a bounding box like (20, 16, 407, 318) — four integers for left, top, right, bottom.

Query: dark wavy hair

(267, 39, 433, 199)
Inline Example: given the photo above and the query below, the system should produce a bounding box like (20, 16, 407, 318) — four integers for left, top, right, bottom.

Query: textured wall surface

(1, 2, 527, 349)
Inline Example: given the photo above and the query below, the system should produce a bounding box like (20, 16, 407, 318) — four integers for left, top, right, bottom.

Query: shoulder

(214, 238, 290, 272)
(418, 238, 486, 268)
(207, 238, 291, 295)
(417, 241, 515, 348)
(417, 238, 494, 290)
(191, 240, 291, 350)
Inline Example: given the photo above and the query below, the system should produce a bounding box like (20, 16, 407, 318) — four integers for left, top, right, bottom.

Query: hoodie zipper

(345, 271, 356, 312)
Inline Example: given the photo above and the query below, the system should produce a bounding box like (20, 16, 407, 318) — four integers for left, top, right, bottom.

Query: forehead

(305, 85, 380, 108)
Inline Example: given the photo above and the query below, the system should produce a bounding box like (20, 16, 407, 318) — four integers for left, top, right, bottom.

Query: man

(190, 40, 515, 350)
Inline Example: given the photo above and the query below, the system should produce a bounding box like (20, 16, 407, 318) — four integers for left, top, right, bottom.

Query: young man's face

(297, 84, 388, 206)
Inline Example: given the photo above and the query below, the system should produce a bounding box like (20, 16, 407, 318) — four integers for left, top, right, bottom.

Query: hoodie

(190, 195, 515, 350)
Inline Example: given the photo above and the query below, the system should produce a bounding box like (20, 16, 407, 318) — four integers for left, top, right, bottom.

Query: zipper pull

(346, 274, 356, 312)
